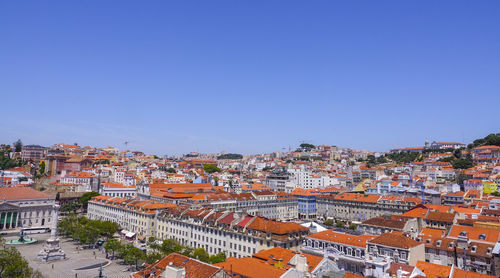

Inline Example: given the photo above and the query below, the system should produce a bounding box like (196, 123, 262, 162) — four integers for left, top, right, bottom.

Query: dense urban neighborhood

(1, 133, 500, 277)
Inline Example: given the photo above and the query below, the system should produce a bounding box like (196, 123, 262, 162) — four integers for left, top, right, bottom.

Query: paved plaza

(5, 232, 134, 278)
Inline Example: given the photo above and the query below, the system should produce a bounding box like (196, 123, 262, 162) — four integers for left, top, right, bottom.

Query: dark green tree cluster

(60, 201, 81, 213)
(323, 219, 334, 226)
(217, 153, 243, 160)
(0, 246, 44, 278)
(366, 155, 387, 168)
(203, 164, 220, 174)
(469, 133, 500, 148)
(452, 157, 474, 169)
(142, 237, 226, 265)
(58, 214, 119, 246)
(13, 139, 23, 153)
(386, 151, 421, 164)
(79, 191, 100, 210)
(0, 141, 24, 170)
(166, 168, 177, 173)
(299, 143, 315, 152)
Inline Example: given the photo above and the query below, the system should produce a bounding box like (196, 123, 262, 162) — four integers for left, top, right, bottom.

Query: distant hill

(469, 133, 500, 148)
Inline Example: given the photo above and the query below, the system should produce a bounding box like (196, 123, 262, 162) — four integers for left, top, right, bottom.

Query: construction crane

(124, 141, 131, 151)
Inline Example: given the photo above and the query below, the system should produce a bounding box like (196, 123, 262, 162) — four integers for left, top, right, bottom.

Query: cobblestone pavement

(6, 233, 135, 278)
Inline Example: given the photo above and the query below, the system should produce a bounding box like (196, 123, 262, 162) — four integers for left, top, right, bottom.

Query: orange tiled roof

(448, 225, 500, 243)
(0, 187, 51, 200)
(308, 230, 376, 248)
(215, 257, 285, 278)
(252, 247, 322, 272)
(133, 253, 223, 278)
(415, 261, 450, 278)
(368, 232, 422, 249)
(246, 217, 308, 235)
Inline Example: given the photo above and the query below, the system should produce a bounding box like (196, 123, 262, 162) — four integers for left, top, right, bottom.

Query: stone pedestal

(37, 204, 66, 262)
(37, 237, 66, 261)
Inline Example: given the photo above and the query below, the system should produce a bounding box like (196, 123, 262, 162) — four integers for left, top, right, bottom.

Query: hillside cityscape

(0, 133, 500, 278)
(3, 1, 500, 277)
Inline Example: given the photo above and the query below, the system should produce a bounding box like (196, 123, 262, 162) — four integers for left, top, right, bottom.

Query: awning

(137, 235, 146, 241)
(125, 232, 136, 238)
(120, 230, 129, 235)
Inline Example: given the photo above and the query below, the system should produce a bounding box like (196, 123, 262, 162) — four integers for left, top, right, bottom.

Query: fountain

(5, 229, 37, 245)
(37, 204, 66, 261)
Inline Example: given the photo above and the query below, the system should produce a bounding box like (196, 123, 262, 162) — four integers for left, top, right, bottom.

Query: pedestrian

(93, 251, 95, 256)
(51, 264, 54, 269)
(75, 273, 78, 278)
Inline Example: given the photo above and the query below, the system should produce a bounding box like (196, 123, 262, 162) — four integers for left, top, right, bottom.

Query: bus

(21, 227, 51, 234)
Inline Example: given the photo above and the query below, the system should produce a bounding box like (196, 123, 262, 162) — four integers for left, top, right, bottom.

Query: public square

(5, 232, 134, 278)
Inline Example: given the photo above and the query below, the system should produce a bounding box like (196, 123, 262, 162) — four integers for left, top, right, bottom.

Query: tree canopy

(0, 247, 43, 278)
(217, 153, 243, 160)
(13, 139, 23, 152)
(203, 164, 220, 174)
(79, 191, 100, 209)
(469, 133, 500, 148)
(0, 151, 22, 170)
(299, 143, 315, 151)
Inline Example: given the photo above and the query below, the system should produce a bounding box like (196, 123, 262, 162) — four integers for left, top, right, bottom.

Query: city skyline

(1, 1, 499, 154)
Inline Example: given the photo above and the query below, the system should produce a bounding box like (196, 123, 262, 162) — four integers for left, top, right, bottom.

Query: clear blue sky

(1, 1, 499, 155)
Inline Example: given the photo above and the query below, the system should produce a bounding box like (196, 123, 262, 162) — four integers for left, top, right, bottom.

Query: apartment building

(155, 207, 309, 258)
(316, 193, 420, 222)
(189, 191, 298, 221)
(365, 232, 425, 277)
(302, 230, 376, 276)
(87, 196, 172, 238)
(357, 216, 419, 238)
(421, 225, 500, 276)
(20, 144, 46, 161)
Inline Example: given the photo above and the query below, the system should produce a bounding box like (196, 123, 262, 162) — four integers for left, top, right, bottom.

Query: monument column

(37, 204, 65, 261)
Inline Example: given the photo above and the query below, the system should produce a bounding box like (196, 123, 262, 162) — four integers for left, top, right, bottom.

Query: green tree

(79, 191, 100, 210)
(323, 219, 334, 226)
(160, 239, 183, 254)
(98, 221, 119, 239)
(217, 153, 243, 160)
(299, 143, 315, 151)
(0, 247, 38, 278)
(193, 248, 210, 262)
(166, 168, 176, 173)
(0, 151, 21, 170)
(60, 202, 80, 213)
(437, 156, 455, 163)
(348, 223, 358, 230)
(13, 139, 23, 153)
(452, 158, 473, 169)
(335, 221, 346, 228)
(122, 245, 145, 269)
(38, 161, 46, 176)
(145, 251, 163, 264)
(209, 252, 227, 264)
(203, 164, 220, 174)
(147, 236, 161, 251)
(104, 238, 122, 259)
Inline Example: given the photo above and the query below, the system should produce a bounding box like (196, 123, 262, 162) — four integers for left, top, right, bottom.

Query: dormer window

(459, 231, 467, 237)
(436, 240, 441, 247)
(478, 234, 486, 240)
(448, 242, 454, 249)
(426, 239, 431, 244)
(471, 246, 477, 253)
(486, 247, 492, 254)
